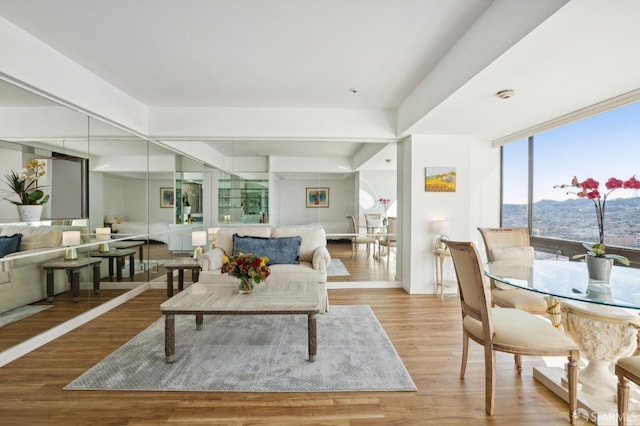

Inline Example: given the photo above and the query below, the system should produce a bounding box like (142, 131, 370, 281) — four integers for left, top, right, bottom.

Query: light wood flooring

(0, 287, 574, 425)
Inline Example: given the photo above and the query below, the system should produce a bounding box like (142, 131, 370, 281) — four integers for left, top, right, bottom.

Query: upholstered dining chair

(616, 356, 640, 426)
(364, 213, 384, 235)
(443, 240, 580, 423)
(377, 217, 397, 267)
(346, 215, 377, 259)
(477, 227, 549, 316)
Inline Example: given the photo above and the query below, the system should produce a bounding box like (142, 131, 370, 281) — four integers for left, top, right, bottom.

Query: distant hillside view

(503, 197, 640, 249)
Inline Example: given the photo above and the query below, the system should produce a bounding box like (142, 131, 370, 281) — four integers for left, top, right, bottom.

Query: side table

(42, 257, 102, 302)
(433, 249, 457, 301)
(164, 258, 202, 297)
(110, 240, 145, 264)
(91, 248, 137, 281)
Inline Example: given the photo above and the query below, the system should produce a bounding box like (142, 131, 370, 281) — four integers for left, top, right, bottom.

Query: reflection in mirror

(206, 140, 399, 284)
(0, 79, 153, 355)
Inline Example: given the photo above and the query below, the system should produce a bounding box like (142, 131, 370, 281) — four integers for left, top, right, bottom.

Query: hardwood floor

(0, 287, 574, 425)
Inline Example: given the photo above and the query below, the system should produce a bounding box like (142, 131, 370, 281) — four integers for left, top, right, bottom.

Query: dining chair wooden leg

(568, 350, 579, 425)
(515, 354, 522, 375)
(485, 346, 497, 415)
(460, 334, 469, 379)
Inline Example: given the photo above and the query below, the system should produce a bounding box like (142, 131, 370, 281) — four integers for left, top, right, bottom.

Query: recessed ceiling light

(496, 89, 515, 99)
(349, 88, 359, 94)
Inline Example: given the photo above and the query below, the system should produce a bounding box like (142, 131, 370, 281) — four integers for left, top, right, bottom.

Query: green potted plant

(3, 159, 49, 222)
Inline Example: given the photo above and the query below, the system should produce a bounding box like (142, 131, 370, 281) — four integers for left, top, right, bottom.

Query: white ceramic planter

(16, 204, 43, 222)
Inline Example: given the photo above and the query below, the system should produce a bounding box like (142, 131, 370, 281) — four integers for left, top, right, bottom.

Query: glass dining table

(485, 259, 640, 424)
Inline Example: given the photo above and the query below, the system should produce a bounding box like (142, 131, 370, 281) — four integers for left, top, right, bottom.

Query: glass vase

(238, 277, 255, 294)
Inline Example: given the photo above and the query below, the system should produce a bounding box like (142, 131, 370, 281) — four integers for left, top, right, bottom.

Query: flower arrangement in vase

(3, 160, 49, 221)
(221, 252, 271, 293)
(555, 175, 640, 269)
(378, 198, 391, 225)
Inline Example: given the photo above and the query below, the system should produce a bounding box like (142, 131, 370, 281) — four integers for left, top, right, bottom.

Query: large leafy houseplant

(3, 160, 50, 205)
(555, 175, 640, 266)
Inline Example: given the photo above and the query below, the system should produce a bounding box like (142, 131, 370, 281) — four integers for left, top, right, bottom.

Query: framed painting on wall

(306, 187, 329, 208)
(160, 188, 175, 208)
(425, 167, 456, 192)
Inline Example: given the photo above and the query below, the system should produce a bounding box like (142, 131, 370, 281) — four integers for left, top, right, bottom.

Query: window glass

(501, 138, 529, 228)
(515, 102, 640, 248)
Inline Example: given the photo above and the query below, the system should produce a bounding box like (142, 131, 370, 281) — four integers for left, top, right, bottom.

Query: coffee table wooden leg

(46, 269, 54, 302)
(192, 267, 200, 283)
(129, 253, 135, 281)
(178, 269, 185, 292)
(108, 258, 114, 281)
(308, 313, 317, 362)
(92, 263, 100, 294)
(165, 314, 175, 363)
(166, 269, 174, 297)
(196, 313, 203, 330)
(70, 269, 80, 302)
(116, 256, 124, 281)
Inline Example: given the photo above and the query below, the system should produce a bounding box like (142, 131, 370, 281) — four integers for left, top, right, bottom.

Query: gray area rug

(327, 258, 350, 276)
(65, 305, 415, 392)
(0, 304, 52, 328)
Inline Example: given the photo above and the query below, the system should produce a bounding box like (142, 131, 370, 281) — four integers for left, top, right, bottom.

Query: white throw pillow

(198, 247, 226, 271)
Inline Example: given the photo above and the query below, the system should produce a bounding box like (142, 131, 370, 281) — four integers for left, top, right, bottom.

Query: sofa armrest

(197, 247, 226, 271)
(312, 246, 331, 270)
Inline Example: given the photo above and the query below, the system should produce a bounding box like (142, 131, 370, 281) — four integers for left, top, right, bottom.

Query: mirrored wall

(0, 78, 189, 354)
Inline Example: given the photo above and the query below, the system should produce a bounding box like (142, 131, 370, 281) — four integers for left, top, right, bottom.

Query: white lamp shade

(207, 227, 219, 240)
(96, 227, 111, 241)
(192, 231, 207, 246)
(62, 231, 81, 247)
(430, 220, 449, 235)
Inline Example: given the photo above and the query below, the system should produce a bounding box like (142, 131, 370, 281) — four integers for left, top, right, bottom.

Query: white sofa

(0, 224, 107, 314)
(197, 225, 331, 311)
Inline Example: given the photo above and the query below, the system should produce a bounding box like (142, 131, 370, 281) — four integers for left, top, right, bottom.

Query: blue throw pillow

(0, 233, 22, 258)
(232, 234, 301, 265)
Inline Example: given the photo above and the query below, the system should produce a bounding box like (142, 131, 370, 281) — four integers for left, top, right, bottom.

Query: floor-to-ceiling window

(501, 100, 640, 262)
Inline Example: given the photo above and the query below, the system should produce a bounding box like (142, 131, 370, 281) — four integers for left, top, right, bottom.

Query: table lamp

(62, 230, 81, 260)
(192, 231, 207, 260)
(208, 227, 219, 249)
(95, 227, 111, 253)
(430, 220, 449, 251)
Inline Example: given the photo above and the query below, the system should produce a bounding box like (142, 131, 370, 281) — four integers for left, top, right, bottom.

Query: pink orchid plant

(555, 175, 640, 265)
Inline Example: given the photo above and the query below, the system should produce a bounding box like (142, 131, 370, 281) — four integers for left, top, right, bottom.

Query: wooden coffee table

(160, 281, 321, 363)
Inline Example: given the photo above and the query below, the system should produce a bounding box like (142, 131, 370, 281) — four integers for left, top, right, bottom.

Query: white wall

(149, 179, 176, 224)
(0, 148, 26, 221)
(275, 175, 355, 236)
(401, 135, 500, 294)
(358, 170, 397, 219)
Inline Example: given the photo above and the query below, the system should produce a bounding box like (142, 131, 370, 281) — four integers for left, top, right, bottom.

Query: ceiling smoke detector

(496, 89, 515, 99)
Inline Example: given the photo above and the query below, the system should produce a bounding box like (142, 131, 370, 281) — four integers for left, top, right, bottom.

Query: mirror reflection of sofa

(0, 224, 109, 314)
(197, 225, 331, 312)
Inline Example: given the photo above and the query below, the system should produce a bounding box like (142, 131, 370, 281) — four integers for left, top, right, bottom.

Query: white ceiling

(1, 0, 640, 171)
(0, 0, 492, 109)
